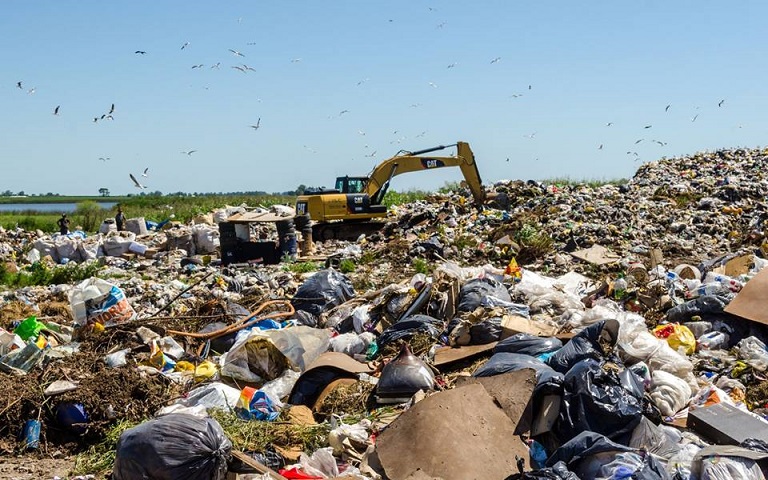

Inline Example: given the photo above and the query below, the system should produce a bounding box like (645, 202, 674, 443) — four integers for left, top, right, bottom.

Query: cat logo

(421, 158, 445, 169)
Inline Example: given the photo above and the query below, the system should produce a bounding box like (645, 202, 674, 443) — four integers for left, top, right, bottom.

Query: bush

(75, 200, 105, 232)
(338, 258, 356, 273)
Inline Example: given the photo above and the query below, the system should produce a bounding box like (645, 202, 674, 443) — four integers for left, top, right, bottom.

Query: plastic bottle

(529, 440, 548, 469)
(685, 282, 730, 299)
(698, 331, 729, 350)
(703, 272, 743, 292)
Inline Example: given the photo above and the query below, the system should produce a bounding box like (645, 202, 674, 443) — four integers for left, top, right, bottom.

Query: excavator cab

(335, 176, 367, 194)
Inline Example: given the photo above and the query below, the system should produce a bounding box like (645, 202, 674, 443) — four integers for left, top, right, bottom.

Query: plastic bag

(291, 269, 356, 317)
(376, 343, 434, 403)
(457, 277, 511, 313)
(166, 382, 241, 411)
(68, 277, 136, 327)
(666, 295, 728, 323)
(649, 370, 692, 417)
(666, 443, 700, 479)
(629, 417, 682, 460)
(297, 447, 339, 478)
(522, 461, 579, 479)
(697, 455, 766, 480)
(113, 413, 231, 480)
(547, 320, 619, 374)
(494, 333, 563, 357)
(330, 332, 375, 356)
(653, 324, 696, 355)
(260, 369, 301, 405)
(555, 359, 643, 445)
(473, 352, 564, 397)
(377, 314, 443, 348)
(737, 336, 768, 371)
(236, 387, 280, 421)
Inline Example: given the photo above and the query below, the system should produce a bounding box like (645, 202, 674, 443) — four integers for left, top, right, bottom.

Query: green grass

(381, 189, 430, 208)
(338, 258, 356, 273)
(0, 260, 102, 288)
(0, 195, 130, 204)
(284, 261, 321, 274)
(72, 418, 140, 476)
(412, 257, 429, 275)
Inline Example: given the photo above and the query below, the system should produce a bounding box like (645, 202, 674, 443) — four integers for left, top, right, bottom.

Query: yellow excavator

(295, 141, 486, 241)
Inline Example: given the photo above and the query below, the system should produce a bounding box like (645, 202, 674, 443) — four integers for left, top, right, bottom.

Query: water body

(0, 202, 117, 213)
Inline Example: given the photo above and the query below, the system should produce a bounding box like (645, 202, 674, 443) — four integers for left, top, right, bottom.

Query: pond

(0, 202, 117, 213)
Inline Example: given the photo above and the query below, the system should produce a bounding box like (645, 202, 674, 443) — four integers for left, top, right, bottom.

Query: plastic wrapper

(377, 314, 443, 348)
(220, 326, 330, 383)
(260, 369, 300, 405)
(493, 333, 563, 357)
(330, 332, 375, 356)
(457, 277, 511, 313)
(737, 336, 768, 371)
(522, 462, 579, 480)
(473, 352, 564, 396)
(295, 447, 340, 478)
(376, 343, 434, 402)
(113, 413, 231, 480)
(328, 419, 371, 456)
(666, 295, 728, 323)
(165, 382, 241, 411)
(514, 269, 585, 318)
(555, 359, 643, 445)
(68, 277, 136, 327)
(653, 324, 696, 355)
(291, 269, 356, 317)
(649, 370, 693, 417)
(666, 443, 701, 479)
(547, 320, 619, 374)
(696, 455, 766, 480)
(629, 417, 682, 460)
(236, 387, 280, 421)
(105, 348, 130, 368)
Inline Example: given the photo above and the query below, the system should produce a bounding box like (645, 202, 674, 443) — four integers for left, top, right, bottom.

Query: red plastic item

(278, 467, 324, 479)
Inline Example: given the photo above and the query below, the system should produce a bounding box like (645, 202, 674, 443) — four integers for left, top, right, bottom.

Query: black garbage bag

(377, 314, 444, 349)
(457, 277, 511, 313)
(293, 310, 318, 328)
(520, 462, 579, 480)
(554, 359, 643, 445)
(469, 317, 503, 344)
(666, 295, 729, 324)
(546, 319, 619, 374)
(473, 352, 563, 396)
(198, 322, 237, 355)
(494, 333, 563, 357)
(291, 269, 356, 317)
(546, 431, 668, 480)
(113, 413, 232, 480)
(288, 367, 356, 407)
(376, 343, 434, 403)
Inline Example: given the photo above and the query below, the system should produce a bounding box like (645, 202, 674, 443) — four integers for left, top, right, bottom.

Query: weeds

(338, 258, 356, 273)
(412, 257, 429, 275)
(541, 177, 628, 188)
(72, 418, 140, 475)
(0, 261, 102, 287)
(284, 261, 320, 274)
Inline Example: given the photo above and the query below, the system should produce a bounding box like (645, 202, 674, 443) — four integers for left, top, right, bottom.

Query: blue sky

(2, 1, 767, 196)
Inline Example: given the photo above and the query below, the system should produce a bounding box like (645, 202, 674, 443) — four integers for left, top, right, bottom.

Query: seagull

(181, 42, 190, 50)
(130, 173, 147, 189)
(506, 157, 510, 162)
(447, 63, 457, 69)
(606, 122, 613, 127)
(635, 139, 644, 144)
(231, 65, 246, 73)
(191, 64, 204, 69)
(490, 57, 501, 64)
(135, 50, 147, 55)
(291, 58, 302, 63)
(428, 82, 438, 88)
(27, 88, 36, 95)
(416, 131, 427, 138)
(692, 114, 699, 122)
(524, 132, 536, 139)
(105, 115, 114, 120)
(181, 150, 197, 155)
(654, 140, 667, 146)
(210, 62, 221, 69)
(510, 94, 523, 98)
(428, 7, 437, 11)
(410, 103, 422, 108)
(142, 167, 149, 177)
(250, 118, 261, 130)
(365, 151, 377, 158)
(436, 21, 447, 28)
(109, 103, 115, 114)
(53, 105, 60, 115)
(644, 125, 652, 129)
(718, 99, 725, 107)
(16, 81, 22, 89)
(228, 49, 245, 57)
(93, 117, 98, 123)
(358, 130, 366, 136)
(99, 157, 110, 162)
(598, 144, 603, 150)
(356, 78, 370, 86)
(242, 64, 256, 72)
(339, 109, 349, 116)
(665, 104, 671, 112)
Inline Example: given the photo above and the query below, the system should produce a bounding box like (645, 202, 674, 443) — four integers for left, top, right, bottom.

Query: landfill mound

(0, 147, 768, 479)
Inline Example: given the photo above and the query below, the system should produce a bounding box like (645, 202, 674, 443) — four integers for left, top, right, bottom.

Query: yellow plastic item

(653, 324, 696, 355)
(193, 361, 218, 382)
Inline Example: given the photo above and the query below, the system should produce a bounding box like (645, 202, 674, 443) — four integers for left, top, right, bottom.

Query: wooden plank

(230, 450, 288, 480)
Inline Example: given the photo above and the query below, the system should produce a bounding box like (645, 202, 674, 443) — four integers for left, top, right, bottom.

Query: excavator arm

(365, 141, 486, 206)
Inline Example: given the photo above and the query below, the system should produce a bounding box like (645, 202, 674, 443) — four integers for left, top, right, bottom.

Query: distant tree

(16, 191, 25, 196)
(296, 184, 307, 195)
(150, 190, 162, 196)
(1, 190, 11, 196)
(75, 200, 104, 232)
(98, 187, 110, 197)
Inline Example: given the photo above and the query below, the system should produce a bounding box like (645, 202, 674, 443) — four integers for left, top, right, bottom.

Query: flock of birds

(9, 7, 742, 195)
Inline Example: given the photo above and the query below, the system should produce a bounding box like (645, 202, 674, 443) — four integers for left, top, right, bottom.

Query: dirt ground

(0, 456, 82, 480)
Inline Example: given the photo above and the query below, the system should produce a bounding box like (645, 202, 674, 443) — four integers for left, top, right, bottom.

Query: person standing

(57, 214, 70, 235)
(115, 207, 126, 231)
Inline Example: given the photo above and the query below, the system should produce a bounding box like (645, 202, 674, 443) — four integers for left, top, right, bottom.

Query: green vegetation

(75, 200, 105, 232)
(412, 257, 429, 275)
(514, 222, 554, 260)
(0, 261, 102, 288)
(541, 177, 629, 188)
(338, 258, 356, 273)
(284, 261, 321, 274)
(381, 189, 429, 208)
(72, 418, 139, 475)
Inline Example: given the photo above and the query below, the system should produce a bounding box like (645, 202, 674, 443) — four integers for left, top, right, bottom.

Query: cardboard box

(687, 402, 768, 445)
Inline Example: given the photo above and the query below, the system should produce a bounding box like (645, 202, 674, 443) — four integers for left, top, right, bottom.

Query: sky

(2, 1, 768, 196)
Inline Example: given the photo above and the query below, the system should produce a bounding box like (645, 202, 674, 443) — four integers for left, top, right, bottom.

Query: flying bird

(210, 62, 221, 69)
(528, 85, 532, 90)
(98, 157, 110, 162)
(291, 58, 302, 63)
(250, 118, 261, 130)
(181, 42, 190, 50)
(365, 151, 377, 158)
(231, 66, 246, 73)
(510, 94, 523, 98)
(635, 139, 644, 144)
(242, 64, 256, 72)
(191, 64, 204, 69)
(598, 144, 603, 150)
(692, 114, 699, 122)
(181, 150, 197, 155)
(524, 132, 536, 139)
(130, 173, 146, 189)
(142, 167, 149, 177)
(16, 81, 22, 89)
(447, 63, 457, 69)
(358, 130, 366, 136)
(53, 105, 60, 115)
(490, 57, 501, 64)
(506, 157, 510, 162)
(654, 140, 667, 146)
(93, 117, 98, 123)
(339, 109, 349, 116)
(644, 125, 652, 129)
(606, 122, 613, 127)
(356, 78, 370, 86)
(718, 99, 725, 107)
(109, 104, 115, 114)
(228, 49, 245, 57)
(436, 21, 447, 28)
(135, 50, 146, 55)
(665, 104, 671, 112)
(428, 82, 438, 88)
(27, 88, 36, 95)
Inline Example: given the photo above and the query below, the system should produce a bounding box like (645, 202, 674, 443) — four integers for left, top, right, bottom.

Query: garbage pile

(0, 147, 767, 480)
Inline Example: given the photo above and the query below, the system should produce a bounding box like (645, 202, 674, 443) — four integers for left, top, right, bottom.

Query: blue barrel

(56, 402, 89, 434)
(280, 233, 297, 259)
(22, 419, 40, 449)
